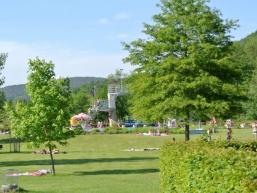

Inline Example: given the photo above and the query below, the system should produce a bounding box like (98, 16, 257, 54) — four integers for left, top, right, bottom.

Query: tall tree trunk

(185, 111, 190, 141)
(185, 123, 190, 141)
(49, 146, 56, 175)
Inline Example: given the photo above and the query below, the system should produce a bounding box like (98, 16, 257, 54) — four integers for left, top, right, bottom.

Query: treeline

(237, 31, 257, 119)
(71, 69, 130, 122)
(1, 77, 106, 101)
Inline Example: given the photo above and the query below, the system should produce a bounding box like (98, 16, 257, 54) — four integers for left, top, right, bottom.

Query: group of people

(208, 117, 257, 142)
(225, 119, 257, 141)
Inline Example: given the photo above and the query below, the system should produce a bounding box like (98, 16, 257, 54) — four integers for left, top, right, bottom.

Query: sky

(0, 0, 257, 86)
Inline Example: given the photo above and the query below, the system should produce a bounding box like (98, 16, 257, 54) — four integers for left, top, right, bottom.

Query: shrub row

(160, 141, 257, 193)
(84, 127, 185, 135)
(220, 141, 257, 152)
(104, 127, 129, 134)
(129, 127, 185, 134)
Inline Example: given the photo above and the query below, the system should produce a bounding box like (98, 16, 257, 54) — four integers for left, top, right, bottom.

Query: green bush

(104, 127, 128, 134)
(72, 127, 84, 135)
(160, 141, 257, 193)
(130, 127, 162, 134)
(129, 127, 150, 134)
(90, 128, 101, 135)
(129, 127, 184, 134)
(169, 128, 185, 134)
(220, 141, 257, 152)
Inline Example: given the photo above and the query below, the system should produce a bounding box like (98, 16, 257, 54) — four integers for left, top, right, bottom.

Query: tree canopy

(71, 81, 107, 114)
(115, 95, 130, 121)
(6, 58, 73, 174)
(124, 0, 250, 140)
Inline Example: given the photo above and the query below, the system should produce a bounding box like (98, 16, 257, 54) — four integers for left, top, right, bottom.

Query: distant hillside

(238, 30, 257, 65)
(69, 77, 106, 89)
(1, 84, 28, 101)
(1, 77, 106, 100)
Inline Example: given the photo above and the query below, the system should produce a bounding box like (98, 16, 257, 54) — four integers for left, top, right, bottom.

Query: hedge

(130, 127, 184, 134)
(104, 127, 128, 134)
(160, 141, 257, 193)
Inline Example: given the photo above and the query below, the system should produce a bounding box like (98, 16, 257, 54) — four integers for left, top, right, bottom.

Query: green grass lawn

(0, 129, 255, 193)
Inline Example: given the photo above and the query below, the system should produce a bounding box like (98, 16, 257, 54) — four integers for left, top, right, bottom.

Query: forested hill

(237, 31, 257, 64)
(1, 77, 106, 100)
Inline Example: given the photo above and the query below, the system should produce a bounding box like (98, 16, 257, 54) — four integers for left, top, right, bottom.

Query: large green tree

(124, 0, 249, 140)
(6, 58, 73, 174)
(0, 53, 8, 131)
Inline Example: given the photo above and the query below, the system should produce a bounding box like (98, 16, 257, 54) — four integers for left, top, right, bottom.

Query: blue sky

(1, 0, 257, 86)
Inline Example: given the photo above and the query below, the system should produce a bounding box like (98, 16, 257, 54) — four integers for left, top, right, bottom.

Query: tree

(0, 92, 9, 132)
(245, 67, 257, 119)
(0, 53, 7, 86)
(6, 58, 73, 174)
(71, 80, 108, 114)
(123, 0, 249, 141)
(0, 53, 8, 132)
(72, 89, 91, 114)
(107, 69, 123, 85)
(115, 95, 130, 121)
(234, 31, 257, 119)
(0, 91, 6, 109)
(0, 53, 7, 109)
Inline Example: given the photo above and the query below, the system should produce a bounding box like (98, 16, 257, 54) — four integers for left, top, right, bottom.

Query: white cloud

(0, 41, 134, 86)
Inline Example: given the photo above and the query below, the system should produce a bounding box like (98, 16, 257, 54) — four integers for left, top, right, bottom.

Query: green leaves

(160, 141, 257, 193)
(7, 58, 73, 148)
(6, 58, 74, 174)
(124, 0, 247, 124)
(115, 95, 130, 121)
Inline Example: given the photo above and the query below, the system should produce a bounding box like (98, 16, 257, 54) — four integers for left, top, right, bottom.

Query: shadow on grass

(0, 151, 33, 155)
(74, 168, 160, 175)
(0, 157, 158, 167)
(0, 138, 13, 144)
(0, 137, 23, 144)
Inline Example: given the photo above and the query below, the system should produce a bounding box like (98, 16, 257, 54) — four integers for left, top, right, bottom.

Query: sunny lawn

(0, 129, 254, 193)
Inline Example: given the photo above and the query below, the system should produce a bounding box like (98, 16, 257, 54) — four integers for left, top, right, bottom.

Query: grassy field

(0, 128, 255, 193)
